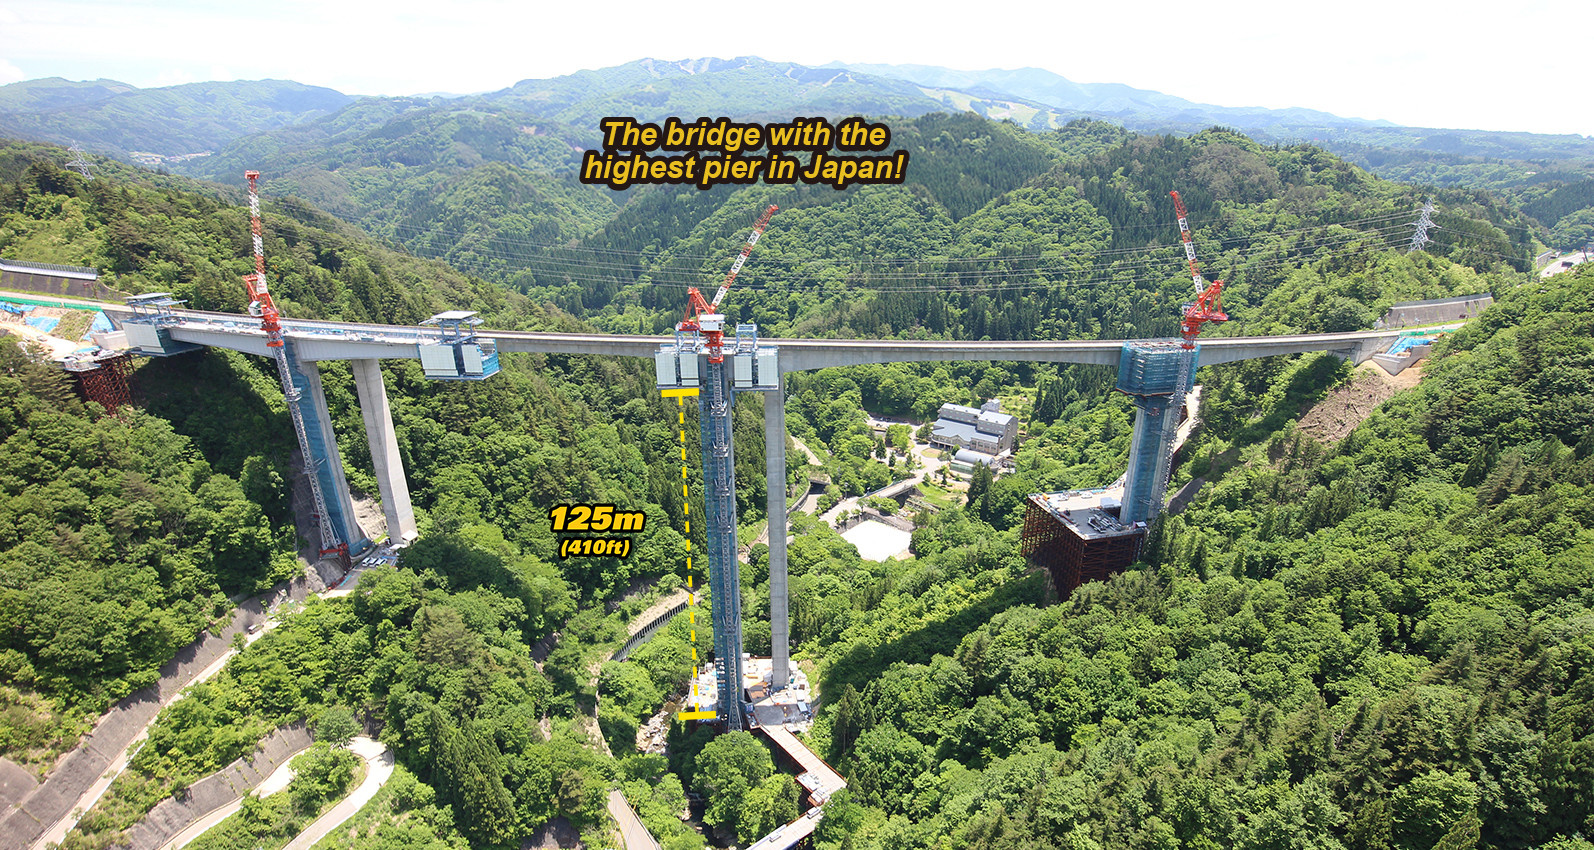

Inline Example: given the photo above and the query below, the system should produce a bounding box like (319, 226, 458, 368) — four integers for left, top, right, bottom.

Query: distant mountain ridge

(477, 56, 953, 128)
(825, 61, 1397, 132)
(4, 56, 1592, 193)
(0, 78, 354, 158)
(0, 77, 139, 113)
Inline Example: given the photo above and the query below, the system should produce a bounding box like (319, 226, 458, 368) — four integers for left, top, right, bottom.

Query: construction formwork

(280, 339, 369, 560)
(1116, 341, 1198, 525)
(698, 357, 746, 729)
(1020, 495, 1145, 598)
(656, 324, 780, 731)
(66, 352, 135, 412)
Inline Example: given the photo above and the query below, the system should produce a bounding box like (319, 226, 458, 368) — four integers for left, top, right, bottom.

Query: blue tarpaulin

(24, 316, 59, 333)
(82, 311, 113, 340)
(1388, 333, 1443, 356)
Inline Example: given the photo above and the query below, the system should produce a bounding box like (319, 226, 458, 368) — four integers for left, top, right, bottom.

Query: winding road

(152, 736, 393, 850)
(282, 737, 395, 850)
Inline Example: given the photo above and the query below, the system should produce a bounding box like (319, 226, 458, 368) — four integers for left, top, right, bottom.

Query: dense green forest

(0, 78, 352, 159)
(7, 59, 1592, 256)
(0, 98, 1588, 850)
(0, 144, 754, 849)
(513, 122, 1533, 348)
(778, 266, 1594, 850)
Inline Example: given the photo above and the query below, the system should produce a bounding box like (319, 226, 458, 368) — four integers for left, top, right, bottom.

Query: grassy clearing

(0, 685, 89, 777)
(914, 480, 961, 510)
(51, 309, 95, 341)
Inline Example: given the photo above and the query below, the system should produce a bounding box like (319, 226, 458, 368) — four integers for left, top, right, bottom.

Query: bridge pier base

(352, 359, 417, 546)
(765, 379, 791, 689)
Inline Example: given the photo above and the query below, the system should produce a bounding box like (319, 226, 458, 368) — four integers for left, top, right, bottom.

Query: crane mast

(668, 204, 778, 731)
(244, 171, 284, 348)
(1148, 191, 1230, 518)
(243, 171, 346, 562)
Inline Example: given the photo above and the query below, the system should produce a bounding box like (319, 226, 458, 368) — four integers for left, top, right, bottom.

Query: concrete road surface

(606, 789, 660, 850)
(282, 737, 395, 850)
(155, 749, 305, 850)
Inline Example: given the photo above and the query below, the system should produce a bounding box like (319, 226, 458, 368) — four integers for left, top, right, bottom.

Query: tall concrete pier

(352, 359, 418, 545)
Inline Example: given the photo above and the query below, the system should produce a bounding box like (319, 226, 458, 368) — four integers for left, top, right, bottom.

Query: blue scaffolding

(699, 358, 746, 728)
(280, 339, 370, 557)
(1116, 341, 1198, 525)
(656, 325, 779, 731)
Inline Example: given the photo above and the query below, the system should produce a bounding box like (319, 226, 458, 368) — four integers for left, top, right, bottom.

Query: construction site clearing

(688, 655, 816, 734)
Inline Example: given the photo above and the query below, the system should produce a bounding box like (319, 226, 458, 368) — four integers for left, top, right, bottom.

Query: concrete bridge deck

(109, 305, 1399, 371)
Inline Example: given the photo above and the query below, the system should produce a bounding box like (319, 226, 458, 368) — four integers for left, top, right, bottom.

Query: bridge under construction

(5, 186, 1408, 739)
(93, 295, 1397, 691)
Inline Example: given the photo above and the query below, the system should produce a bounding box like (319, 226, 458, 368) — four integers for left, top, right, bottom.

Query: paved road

(789, 435, 821, 465)
(2, 576, 324, 850)
(20, 562, 361, 850)
(606, 790, 661, 850)
(33, 622, 281, 850)
(282, 738, 394, 850)
(150, 736, 391, 850)
(154, 745, 307, 850)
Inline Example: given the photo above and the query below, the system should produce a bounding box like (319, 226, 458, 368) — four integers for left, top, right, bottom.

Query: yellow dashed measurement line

(664, 388, 715, 721)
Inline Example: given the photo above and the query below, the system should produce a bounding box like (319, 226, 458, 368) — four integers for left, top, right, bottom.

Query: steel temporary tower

(656, 204, 779, 731)
(243, 170, 350, 564)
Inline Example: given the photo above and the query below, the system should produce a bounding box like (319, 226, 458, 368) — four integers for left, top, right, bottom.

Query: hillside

(0, 146, 741, 849)
(482, 56, 951, 128)
(519, 124, 1530, 351)
(159, 108, 1536, 347)
(0, 94, 1587, 850)
(0, 79, 353, 161)
(8, 56, 1593, 243)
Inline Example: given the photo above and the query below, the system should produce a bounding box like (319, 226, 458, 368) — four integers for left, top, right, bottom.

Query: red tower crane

(1169, 190, 1228, 348)
(678, 204, 777, 363)
(240, 170, 347, 563)
(243, 171, 284, 348)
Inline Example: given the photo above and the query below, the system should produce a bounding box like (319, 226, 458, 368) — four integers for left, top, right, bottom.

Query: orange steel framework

(71, 353, 135, 412)
(1019, 496, 1144, 598)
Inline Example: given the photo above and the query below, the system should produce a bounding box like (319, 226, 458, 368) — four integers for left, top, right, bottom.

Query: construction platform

(686, 655, 815, 733)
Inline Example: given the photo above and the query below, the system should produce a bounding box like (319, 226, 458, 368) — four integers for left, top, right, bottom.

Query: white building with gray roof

(930, 399, 1017, 459)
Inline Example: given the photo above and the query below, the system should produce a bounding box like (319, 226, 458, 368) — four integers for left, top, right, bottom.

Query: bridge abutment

(352, 359, 418, 546)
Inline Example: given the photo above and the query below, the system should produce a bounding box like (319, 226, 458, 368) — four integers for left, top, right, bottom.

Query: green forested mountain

(479, 57, 950, 128)
(0, 77, 137, 113)
(0, 89, 1585, 850)
(791, 262, 1594, 850)
(0, 79, 353, 158)
(518, 123, 1532, 350)
(8, 56, 1588, 261)
(0, 145, 749, 849)
(829, 61, 1391, 134)
(176, 102, 622, 281)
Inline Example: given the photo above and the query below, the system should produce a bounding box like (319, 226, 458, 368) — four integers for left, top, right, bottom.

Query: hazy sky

(0, 0, 1584, 137)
